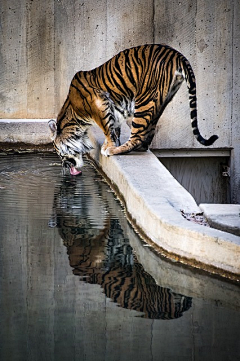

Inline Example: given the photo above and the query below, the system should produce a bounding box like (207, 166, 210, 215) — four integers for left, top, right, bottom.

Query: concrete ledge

(200, 204, 240, 237)
(88, 124, 240, 279)
(0, 119, 51, 145)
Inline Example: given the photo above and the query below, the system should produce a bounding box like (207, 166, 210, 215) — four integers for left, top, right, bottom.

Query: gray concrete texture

(0, 120, 51, 144)
(200, 204, 240, 237)
(0, 0, 239, 202)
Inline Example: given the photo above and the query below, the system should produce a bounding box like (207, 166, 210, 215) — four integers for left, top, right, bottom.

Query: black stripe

(193, 129, 199, 135)
(190, 109, 197, 119)
(74, 72, 93, 98)
(191, 119, 197, 128)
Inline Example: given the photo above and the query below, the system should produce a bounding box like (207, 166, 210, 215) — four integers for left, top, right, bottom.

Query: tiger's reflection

(50, 166, 192, 319)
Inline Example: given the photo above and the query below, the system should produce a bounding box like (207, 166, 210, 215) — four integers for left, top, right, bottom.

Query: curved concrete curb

(89, 124, 240, 279)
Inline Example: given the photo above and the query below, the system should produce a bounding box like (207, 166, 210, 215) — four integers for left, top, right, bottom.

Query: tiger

(49, 44, 218, 175)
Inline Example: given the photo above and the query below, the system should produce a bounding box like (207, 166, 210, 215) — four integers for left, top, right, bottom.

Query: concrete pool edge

(0, 119, 239, 280)
(88, 124, 240, 280)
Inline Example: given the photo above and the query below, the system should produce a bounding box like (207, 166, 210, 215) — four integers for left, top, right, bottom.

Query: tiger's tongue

(70, 166, 82, 176)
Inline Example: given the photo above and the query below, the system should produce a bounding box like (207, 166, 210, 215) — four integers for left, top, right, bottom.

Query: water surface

(0, 153, 239, 361)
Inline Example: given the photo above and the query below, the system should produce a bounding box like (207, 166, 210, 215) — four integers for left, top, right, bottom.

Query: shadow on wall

(49, 172, 192, 320)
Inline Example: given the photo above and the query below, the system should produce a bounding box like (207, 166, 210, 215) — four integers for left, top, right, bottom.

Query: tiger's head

(49, 102, 93, 176)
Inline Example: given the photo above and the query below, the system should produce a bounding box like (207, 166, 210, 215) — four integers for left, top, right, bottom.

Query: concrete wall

(0, 0, 239, 201)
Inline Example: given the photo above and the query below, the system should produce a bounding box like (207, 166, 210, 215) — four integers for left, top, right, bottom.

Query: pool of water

(0, 153, 239, 361)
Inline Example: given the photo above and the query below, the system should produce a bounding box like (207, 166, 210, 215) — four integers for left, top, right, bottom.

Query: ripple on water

(0, 154, 62, 217)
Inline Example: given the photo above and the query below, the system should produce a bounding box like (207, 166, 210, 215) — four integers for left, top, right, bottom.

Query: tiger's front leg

(115, 127, 121, 146)
(91, 90, 121, 155)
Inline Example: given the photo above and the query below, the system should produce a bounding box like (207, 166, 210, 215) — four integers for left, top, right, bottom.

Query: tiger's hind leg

(133, 116, 160, 151)
(127, 69, 185, 153)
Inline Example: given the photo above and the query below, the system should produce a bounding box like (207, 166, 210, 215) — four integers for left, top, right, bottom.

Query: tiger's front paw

(101, 145, 116, 156)
(101, 140, 117, 156)
(105, 146, 116, 156)
(101, 143, 117, 157)
(101, 146, 108, 157)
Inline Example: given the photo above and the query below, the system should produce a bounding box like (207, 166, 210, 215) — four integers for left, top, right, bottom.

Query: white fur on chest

(113, 100, 135, 128)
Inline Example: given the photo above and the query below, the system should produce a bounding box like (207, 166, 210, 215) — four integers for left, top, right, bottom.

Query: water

(0, 153, 239, 361)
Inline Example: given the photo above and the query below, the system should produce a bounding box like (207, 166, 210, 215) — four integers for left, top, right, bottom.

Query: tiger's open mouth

(63, 158, 82, 176)
(69, 166, 82, 176)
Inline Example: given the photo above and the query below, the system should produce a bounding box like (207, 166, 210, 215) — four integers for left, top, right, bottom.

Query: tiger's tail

(181, 56, 218, 146)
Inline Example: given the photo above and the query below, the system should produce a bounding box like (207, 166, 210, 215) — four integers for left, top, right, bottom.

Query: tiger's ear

(48, 119, 57, 140)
